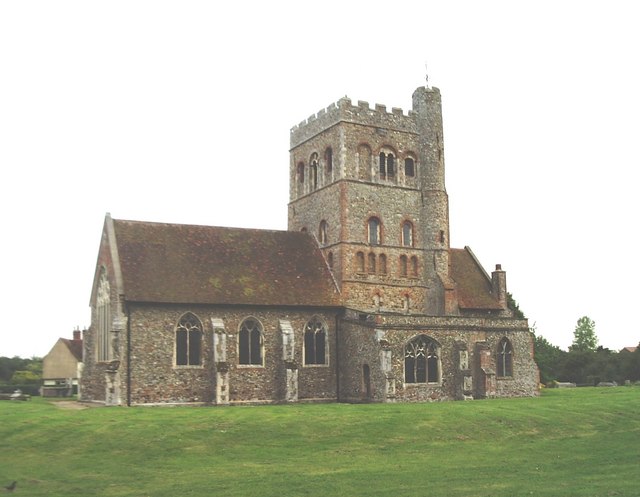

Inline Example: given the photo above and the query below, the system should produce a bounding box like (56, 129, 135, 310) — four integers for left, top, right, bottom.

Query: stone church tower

(289, 87, 456, 316)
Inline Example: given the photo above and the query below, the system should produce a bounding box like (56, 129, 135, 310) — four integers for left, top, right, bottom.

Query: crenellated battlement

(290, 96, 418, 148)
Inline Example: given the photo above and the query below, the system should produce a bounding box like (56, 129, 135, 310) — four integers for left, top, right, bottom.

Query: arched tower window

(399, 255, 408, 277)
(239, 318, 264, 366)
(379, 254, 387, 275)
(402, 221, 414, 247)
(410, 256, 419, 277)
(405, 335, 440, 384)
(404, 157, 415, 177)
(297, 162, 305, 196)
(310, 153, 319, 191)
(325, 147, 333, 182)
(176, 313, 203, 366)
(319, 220, 328, 245)
(304, 317, 327, 365)
(356, 251, 365, 273)
(368, 252, 376, 274)
(497, 337, 514, 377)
(379, 150, 395, 180)
(368, 217, 381, 245)
(96, 268, 111, 362)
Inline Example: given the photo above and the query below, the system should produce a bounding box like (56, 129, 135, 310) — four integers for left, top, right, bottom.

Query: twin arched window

(304, 318, 327, 365)
(405, 335, 440, 384)
(239, 318, 263, 366)
(176, 313, 202, 366)
(497, 337, 514, 377)
(379, 151, 395, 179)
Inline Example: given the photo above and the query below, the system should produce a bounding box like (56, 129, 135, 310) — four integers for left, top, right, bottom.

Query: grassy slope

(1, 387, 639, 497)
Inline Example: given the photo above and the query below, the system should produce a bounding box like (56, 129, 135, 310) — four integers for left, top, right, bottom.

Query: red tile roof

(450, 248, 503, 311)
(61, 338, 83, 362)
(112, 219, 340, 307)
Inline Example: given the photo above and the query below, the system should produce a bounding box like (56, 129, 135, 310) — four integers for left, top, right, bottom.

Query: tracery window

(368, 217, 381, 245)
(96, 269, 111, 362)
(304, 317, 327, 365)
(497, 337, 514, 377)
(405, 335, 440, 384)
(176, 313, 203, 366)
(402, 221, 414, 247)
(239, 318, 264, 366)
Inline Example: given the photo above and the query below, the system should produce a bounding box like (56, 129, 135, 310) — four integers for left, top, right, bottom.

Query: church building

(81, 86, 539, 406)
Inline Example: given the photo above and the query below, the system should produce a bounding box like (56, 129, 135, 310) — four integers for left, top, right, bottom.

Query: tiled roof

(61, 338, 83, 362)
(112, 219, 340, 307)
(450, 248, 503, 311)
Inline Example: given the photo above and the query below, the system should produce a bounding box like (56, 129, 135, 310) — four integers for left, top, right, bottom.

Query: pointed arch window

(497, 337, 514, 377)
(304, 317, 327, 365)
(405, 335, 440, 384)
(96, 269, 111, 362)
(239, 318, 264, 366)
(402, 221, 414, 247)
(176, 313, 202, 366)
(368, 217, 381, 245)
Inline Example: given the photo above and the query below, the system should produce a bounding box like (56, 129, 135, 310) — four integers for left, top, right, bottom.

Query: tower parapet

(290, 98, 417, 148)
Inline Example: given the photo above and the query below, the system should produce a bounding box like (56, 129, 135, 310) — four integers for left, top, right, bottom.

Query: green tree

(533, 334, 566, 384)
(570, 316, 598, 352)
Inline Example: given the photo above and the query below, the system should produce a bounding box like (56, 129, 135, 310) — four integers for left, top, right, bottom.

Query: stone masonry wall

(125, 304, 339, 405)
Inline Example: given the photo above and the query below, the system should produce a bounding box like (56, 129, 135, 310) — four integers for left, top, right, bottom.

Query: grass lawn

(1, 387, 639, 496)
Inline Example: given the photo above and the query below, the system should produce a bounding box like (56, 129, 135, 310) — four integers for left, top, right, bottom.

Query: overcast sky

(1, 0, 639, 358)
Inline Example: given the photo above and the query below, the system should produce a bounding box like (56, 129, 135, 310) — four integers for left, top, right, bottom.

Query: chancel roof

(450, 248, 504, 311)
(111, 219, 340, 307)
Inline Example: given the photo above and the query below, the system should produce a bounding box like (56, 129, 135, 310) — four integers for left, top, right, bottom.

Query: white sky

(1, 0, 639, 358)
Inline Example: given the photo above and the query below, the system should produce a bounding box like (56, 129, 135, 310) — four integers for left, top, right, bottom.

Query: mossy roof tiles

(112, 219, 340, 307)
(450, 248, 503, 311)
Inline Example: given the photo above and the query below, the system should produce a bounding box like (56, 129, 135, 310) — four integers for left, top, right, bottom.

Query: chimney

(73, 328, 81, 341)
(491, 264, 507, 309)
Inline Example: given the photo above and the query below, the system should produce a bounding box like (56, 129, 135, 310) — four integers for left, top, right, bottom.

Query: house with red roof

(81, 86, 539, 406)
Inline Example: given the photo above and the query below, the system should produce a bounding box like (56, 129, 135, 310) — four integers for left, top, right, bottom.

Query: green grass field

(1, 387, 639, 496)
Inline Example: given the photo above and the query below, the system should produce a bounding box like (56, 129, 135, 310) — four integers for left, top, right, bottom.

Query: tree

(533, 334, 566, 384)
(569, 316, 598, 352)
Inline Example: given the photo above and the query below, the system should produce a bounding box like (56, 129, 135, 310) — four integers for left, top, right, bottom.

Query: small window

(400, 255, 408, 277)
(368, 217, 381, 245)
(497, 337, 514, 377)
(325, 147, 333, 175)
(410, 256, 419, 277)
(356, 251, 365, 273)
(239, 318, 263, 366)
(327, 251, 334, 269)
(379, 254, 387, 275)
(379, 152, 395, 180)
(304, 317, 327, 365)
(368, 252, 376, 274)
(405, 157, 415, 177)
(405, 335, 440, 383)
(176, 313, 202, 366)
(319, 220, 328, 245)
(310, 153, 319, 191)
(402, 221, 413, 247)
